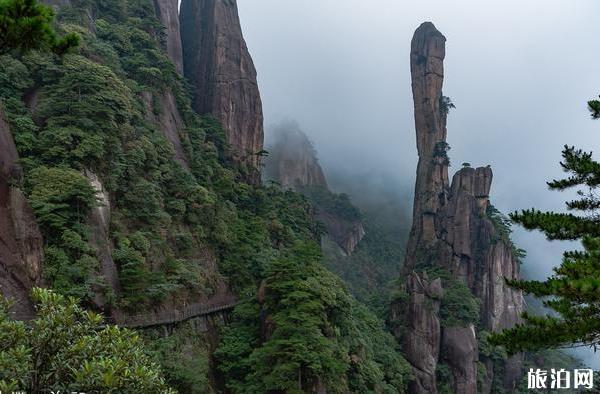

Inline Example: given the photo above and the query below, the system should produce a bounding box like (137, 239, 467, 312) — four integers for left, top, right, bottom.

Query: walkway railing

(111, 298, 238, 328)
(7, 298, 239, 328)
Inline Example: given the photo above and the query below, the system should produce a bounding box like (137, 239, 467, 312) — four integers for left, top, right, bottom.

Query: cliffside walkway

(9, 298, 239, 329)
(112, 298, 238, 328)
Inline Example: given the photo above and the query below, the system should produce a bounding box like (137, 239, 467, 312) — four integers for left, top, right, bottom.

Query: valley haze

(238, 0, 600, 368)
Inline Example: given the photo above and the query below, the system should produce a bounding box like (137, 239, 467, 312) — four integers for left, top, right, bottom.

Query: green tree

(0, 0, 78, 55)
(0, 288, 174, 392)
(491, 99, 600, 353)
(216, 241, 411, 393)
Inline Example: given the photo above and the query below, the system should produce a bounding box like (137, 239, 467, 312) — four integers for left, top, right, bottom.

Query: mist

(237, 0, 600, 367)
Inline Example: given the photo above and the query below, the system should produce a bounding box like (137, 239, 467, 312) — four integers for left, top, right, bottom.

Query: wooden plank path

(111, 298, 238, 328)
(8, 298, 239, 329)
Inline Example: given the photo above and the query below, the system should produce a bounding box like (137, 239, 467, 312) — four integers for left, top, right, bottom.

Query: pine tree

(490, 98, 600, 353)
(0, 0, 78, 55)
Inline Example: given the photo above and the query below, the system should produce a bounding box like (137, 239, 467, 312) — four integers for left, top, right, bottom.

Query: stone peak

(415, 22, 445, 37)
(450, 166, 493, 198)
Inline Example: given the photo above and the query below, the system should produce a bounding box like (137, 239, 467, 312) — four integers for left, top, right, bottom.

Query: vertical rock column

(404, 22, 449, 271)
(180, 0, 264, 183)
(398, 24, 455, 391)
(395, 22, 523, 394)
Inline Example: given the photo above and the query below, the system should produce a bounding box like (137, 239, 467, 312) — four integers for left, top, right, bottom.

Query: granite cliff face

(264, 125, 328, 190)
(180, 0, 264, 182)
(153, 0, 183, 73)
(265, 126, 365, 255)
(400, 272, 442, 393)
(404, 22, 448, 266)
(395, 22, 523, 394)
(0, 106, 43, 318)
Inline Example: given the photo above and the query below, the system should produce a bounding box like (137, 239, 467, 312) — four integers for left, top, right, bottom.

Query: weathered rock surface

(395, 22, 523, 394)
(315, 210, 365, 256)
(404, 22, 449, 269)
(140, 90, 190, 170)
(152, 0, 183, 73)
(401, 272, 442, 394)
(441, 325, 478, 394)
(180, 0, 264, 182)
(264, 125, 365, 255)
(84, 170, 120, 308)
(0, 105, 43, 318)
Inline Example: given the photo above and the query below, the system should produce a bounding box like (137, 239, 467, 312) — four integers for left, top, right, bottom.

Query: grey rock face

(0, 105, 43, 318)
(402, 272, 442, 394)
(84, 170, 120, 308)
(180, 0, 264, 182)
(153, 0, 184, 73)
(315, 210, 365, 256)
(264, 126, 328, 190)
(404, 22, 449, 269)
(441, 325, 478, 394)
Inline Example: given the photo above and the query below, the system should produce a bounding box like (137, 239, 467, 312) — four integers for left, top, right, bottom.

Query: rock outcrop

(440, 324, 478, 394)
(153, 0, 184, 73)
(314, 210, 365, 256)
(0, 105, 43, 318)
(265, 124, 365, 255)
(85, 170, 120, 308)
(264, 124, 328, 190)
(395, 22, 523, 394)
(180, 0, 264, 182)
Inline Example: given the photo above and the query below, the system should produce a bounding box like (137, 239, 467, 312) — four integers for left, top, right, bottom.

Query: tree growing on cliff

(0, 0, 78, 55)
(490, 101, 600, 352)
(0, 288, 174, 393)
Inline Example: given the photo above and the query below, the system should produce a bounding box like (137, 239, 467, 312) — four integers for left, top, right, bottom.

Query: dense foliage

(300, 185, 362, 222)
(491, 140, 600, 353)
(0, 0, 78, 55)
(216, 241, 412, 393)
(487, 204, 527, 264)
(0, 0, 266, 307)
(319, 179, 409, 315)
(426, 267, 480, 327)
(0, 288, 173, 393)
(0, 0, 417, 392)
(143, 325, 212, 393)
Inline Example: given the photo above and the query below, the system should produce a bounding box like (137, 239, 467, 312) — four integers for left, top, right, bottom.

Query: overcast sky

(237, 0, 600, 365)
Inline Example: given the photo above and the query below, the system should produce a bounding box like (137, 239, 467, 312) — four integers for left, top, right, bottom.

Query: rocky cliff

(180, 0, 264, 182)
(264, 124, 328, 190)
(153, 0, 183, 73)
(0, 105, 43, 318)
(265, 125, 365, 255)
(395, 22, 523, 394)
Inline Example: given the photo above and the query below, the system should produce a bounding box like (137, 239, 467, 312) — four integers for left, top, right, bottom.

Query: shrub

(0, 288, 174, 393)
